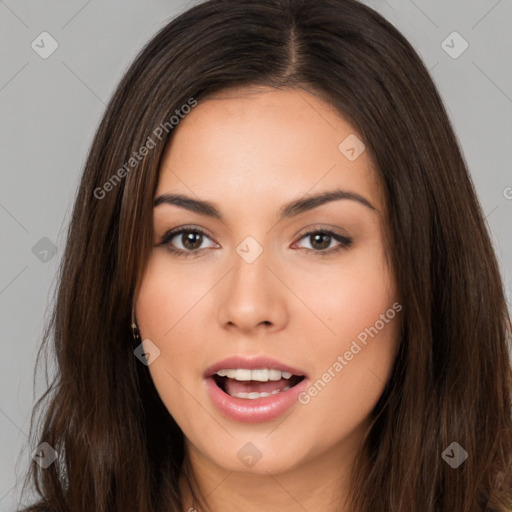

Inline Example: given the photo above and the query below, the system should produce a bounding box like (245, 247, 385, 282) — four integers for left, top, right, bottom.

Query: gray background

(1, 0, 511, 510)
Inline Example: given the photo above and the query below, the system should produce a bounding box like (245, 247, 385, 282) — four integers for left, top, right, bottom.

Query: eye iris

(311, 233, 331, 250)
(182, 232, 202, 250)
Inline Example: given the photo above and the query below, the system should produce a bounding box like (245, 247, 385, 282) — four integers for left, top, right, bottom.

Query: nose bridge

(216, 237, 287, 331)
(232, 239, 267, 292)
(230, 239, 272, 307)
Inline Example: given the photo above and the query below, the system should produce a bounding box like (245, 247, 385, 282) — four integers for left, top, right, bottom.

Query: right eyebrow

(154, 193, 222, 219)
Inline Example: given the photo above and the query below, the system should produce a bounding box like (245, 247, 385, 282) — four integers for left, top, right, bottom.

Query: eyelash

(158, 225, 353, 259)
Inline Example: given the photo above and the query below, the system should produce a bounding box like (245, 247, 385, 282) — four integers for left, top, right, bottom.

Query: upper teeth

(215, 368, 293, 381)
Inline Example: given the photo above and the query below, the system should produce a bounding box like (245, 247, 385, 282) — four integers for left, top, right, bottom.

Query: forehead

(156, 86, 384, 216)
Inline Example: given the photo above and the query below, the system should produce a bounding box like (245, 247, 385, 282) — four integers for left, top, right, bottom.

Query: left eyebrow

(153, 188, 377, 220)
(278, 189, 377, 218)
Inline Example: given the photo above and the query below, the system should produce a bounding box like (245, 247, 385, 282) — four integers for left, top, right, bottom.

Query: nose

(216, 246, 288, 334)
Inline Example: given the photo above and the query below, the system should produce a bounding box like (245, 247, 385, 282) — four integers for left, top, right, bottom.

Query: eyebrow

(153, 189, 377, 220)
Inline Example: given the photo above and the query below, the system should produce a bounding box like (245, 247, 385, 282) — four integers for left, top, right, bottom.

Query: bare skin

(134, 85, 402, 512)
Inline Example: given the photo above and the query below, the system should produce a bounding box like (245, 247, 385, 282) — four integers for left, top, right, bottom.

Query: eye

(159, 226, 218, 257)
(158, 226, 352, 258)
(293, 229, 353, 255)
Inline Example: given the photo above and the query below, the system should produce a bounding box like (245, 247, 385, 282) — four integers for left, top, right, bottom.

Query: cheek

(291, 244, 400, 422)
(298, 313, 399, 446)
(136, 252, 210, 340)
(133, 256, 203, 438)
(134, 251, 216, 413)
(291, 241, 397, 344)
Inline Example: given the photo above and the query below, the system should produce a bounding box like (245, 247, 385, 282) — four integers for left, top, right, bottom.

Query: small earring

(131, 307, 141, 343)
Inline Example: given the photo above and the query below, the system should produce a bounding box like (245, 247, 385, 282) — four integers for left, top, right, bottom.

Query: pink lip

(205, 376, 308, 423)
(204, 355, 307, 378)
(204, 355, 308, 423)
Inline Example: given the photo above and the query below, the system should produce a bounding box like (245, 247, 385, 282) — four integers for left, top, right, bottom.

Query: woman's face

(135, 86, 401, 476)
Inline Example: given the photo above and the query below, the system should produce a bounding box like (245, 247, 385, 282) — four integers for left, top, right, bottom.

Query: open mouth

(212, 369, 306, 399)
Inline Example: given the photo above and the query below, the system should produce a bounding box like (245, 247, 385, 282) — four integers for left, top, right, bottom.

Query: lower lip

(205, 376, 309, 423)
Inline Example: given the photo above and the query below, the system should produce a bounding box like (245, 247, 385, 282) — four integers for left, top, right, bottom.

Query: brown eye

(159, 226, 217, 256)
(309, 232, 332, 250)
(294, 229, 353, 255)
(180, 232, 203, 250)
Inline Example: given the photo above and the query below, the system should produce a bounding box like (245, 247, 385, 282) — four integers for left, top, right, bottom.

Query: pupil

(183, 232, 202, 250)
(311, 233, 330, 250)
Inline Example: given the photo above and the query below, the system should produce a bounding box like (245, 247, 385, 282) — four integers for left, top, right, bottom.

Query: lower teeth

(229, 386, 291, 399)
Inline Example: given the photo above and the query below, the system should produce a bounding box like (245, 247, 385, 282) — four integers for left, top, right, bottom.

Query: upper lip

(204, 356, 308, 378)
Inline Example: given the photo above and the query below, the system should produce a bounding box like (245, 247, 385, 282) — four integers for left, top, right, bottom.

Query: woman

(20, 0, 512, 510)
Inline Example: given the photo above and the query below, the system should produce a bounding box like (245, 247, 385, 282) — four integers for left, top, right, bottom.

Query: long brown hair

(20, 0, 512, 510)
